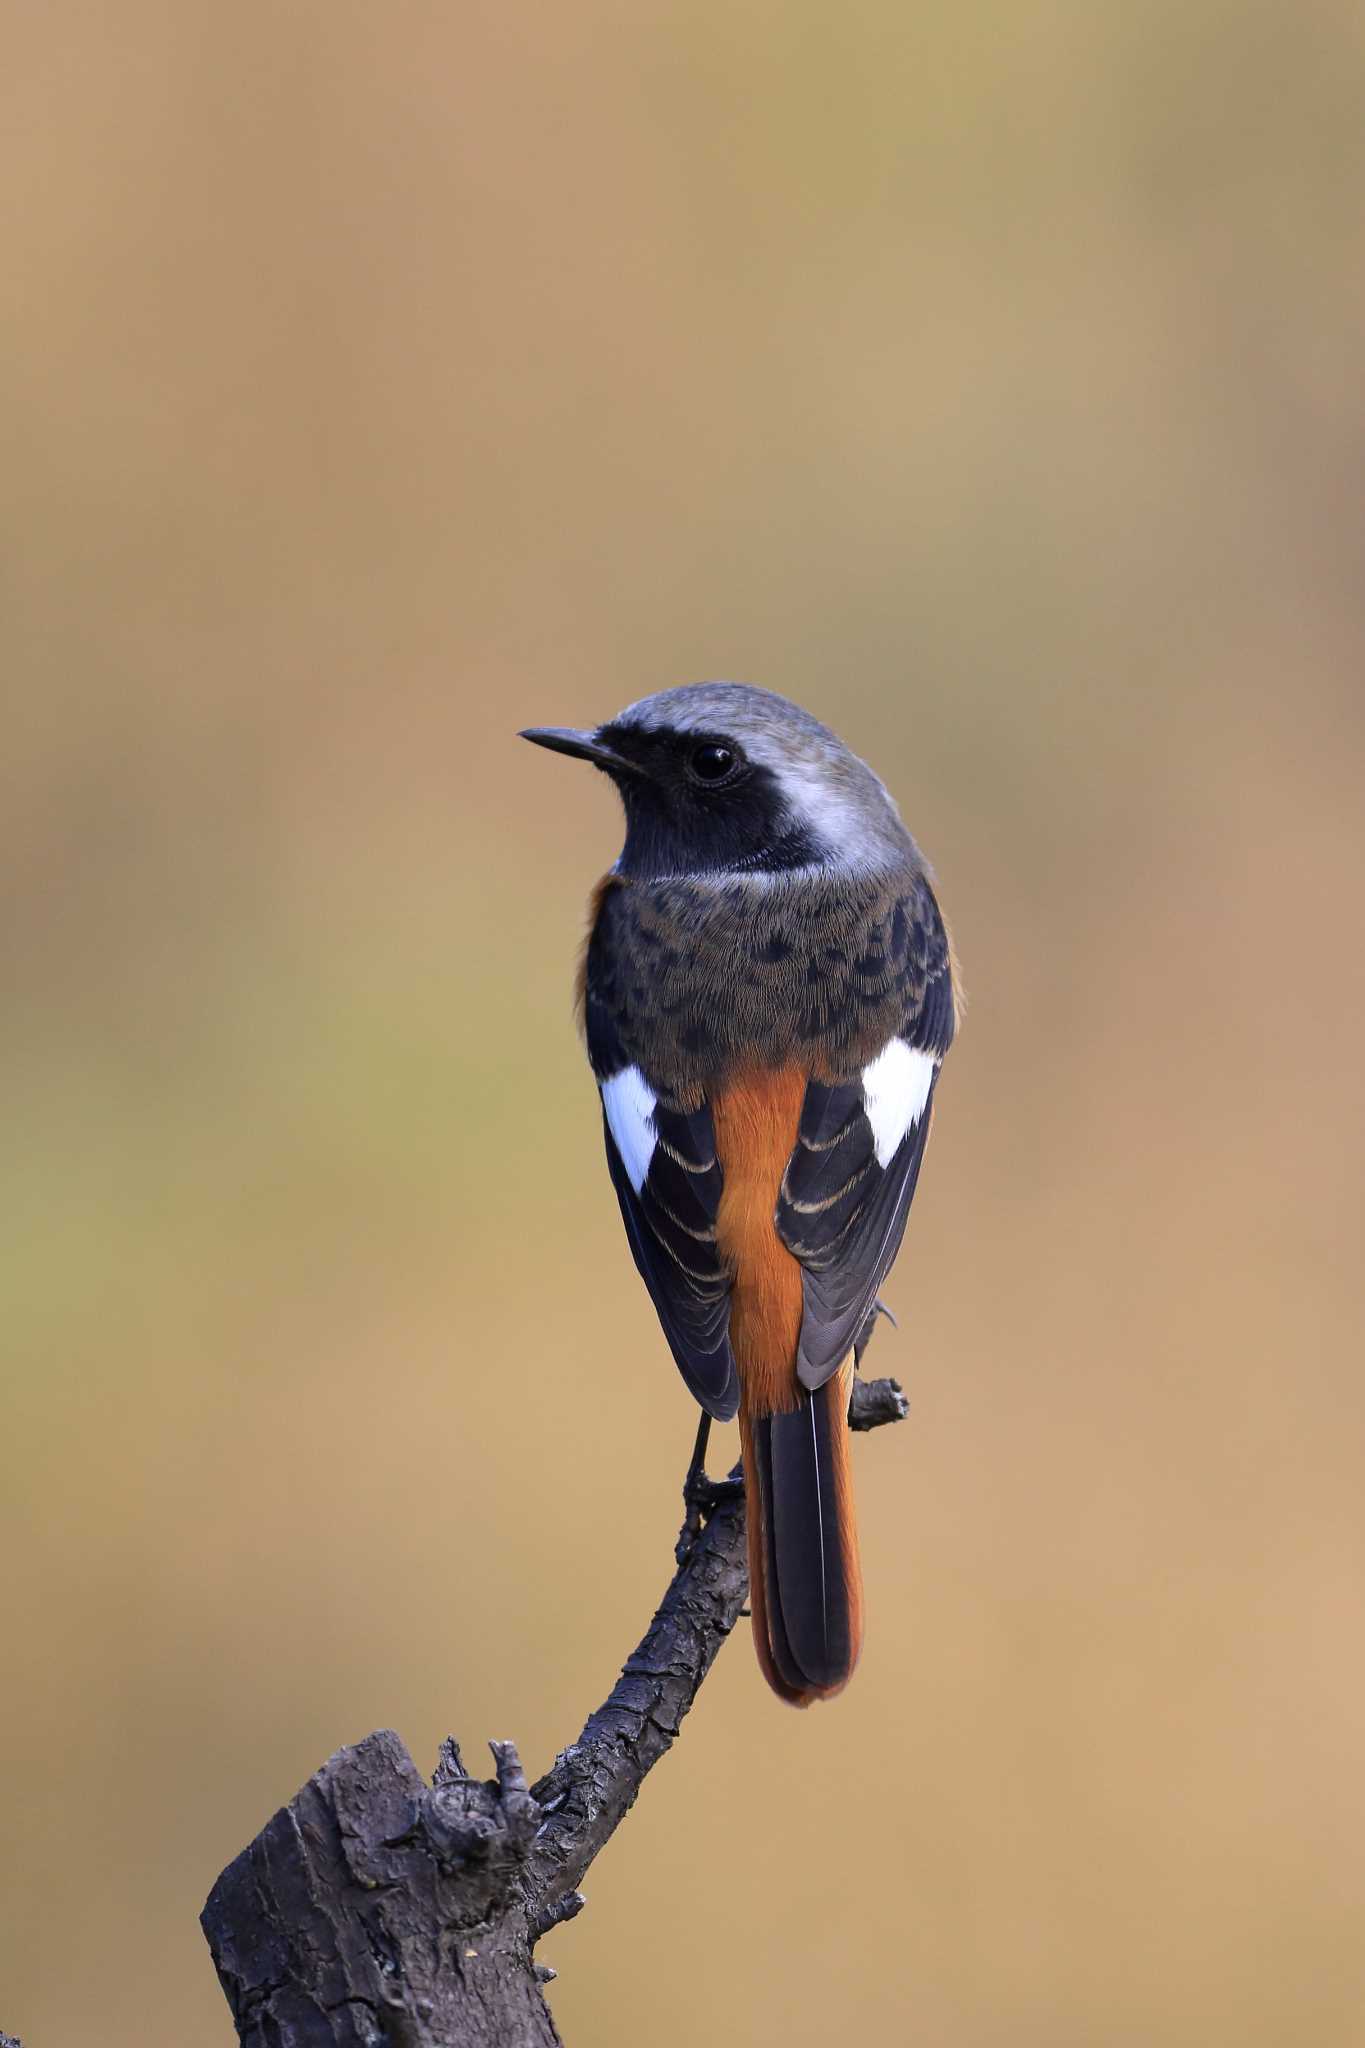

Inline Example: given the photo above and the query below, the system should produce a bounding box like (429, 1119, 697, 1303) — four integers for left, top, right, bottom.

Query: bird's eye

(689, 742, 739, 784)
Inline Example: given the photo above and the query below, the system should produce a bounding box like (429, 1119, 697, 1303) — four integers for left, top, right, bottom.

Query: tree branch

(202, 1377, 908, 2045)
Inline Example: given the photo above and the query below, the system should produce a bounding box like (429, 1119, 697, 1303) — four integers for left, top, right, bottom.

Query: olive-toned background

(4, 4, 1363, 2043)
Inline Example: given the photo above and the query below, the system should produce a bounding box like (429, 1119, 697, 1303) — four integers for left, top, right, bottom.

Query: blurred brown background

(3, 3, 1364, 2042)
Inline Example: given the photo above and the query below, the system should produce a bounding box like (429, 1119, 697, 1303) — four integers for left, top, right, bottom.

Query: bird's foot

(675, 1468, 744, 1564)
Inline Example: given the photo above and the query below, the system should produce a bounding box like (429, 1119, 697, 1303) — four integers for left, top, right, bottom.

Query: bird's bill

(518, 726, 644, 775)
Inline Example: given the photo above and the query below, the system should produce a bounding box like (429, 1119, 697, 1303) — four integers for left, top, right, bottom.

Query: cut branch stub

(849, 1373, 909, 1430)
(202, 1373, 909, 2044)
(203, 1729, 560, 2048)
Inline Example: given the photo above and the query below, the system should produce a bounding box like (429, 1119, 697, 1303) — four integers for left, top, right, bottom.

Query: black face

(591, 721, 828, 878)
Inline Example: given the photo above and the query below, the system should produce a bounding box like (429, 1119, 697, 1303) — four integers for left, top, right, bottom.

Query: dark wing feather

(602, 1095, 738, 1420)
(585, 877, 738, 1418)
(781, 1085, 936, 1388)
(778, 875, 955, 1389)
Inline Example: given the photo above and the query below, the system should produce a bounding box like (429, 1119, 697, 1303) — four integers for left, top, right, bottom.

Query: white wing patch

(602, 1065, 658, 1193)
(861, 1039, 936, 1168)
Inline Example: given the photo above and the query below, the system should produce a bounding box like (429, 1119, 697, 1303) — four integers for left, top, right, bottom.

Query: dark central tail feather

(741, 1367, 863, 1705)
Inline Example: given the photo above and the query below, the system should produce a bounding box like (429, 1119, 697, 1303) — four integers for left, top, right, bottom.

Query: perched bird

(522, 683, 958, 1705)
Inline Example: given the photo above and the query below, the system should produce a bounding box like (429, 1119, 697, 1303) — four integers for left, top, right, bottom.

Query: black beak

(519, 726, 643, 776)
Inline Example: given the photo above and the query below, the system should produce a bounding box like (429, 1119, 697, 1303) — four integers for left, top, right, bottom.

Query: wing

(583, 879, 739, 1420)
(777, 875, 957, 1390)
(599, 1083, 738, 1419)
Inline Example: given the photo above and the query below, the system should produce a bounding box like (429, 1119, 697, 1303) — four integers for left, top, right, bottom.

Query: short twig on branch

(849, 1371, 909, 1429)
(202, 1376, 908, 2045)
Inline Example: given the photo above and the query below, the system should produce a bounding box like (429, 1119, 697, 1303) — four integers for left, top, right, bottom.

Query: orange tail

(710, 1066, 863, 1703)
(741, 1363, 863, 1706)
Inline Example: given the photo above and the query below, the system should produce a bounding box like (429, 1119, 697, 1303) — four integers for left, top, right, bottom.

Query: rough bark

(202, 1376, 907, 2045)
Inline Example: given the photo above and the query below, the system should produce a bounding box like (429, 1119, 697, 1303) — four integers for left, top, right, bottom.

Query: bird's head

(521, 681, 910, 882)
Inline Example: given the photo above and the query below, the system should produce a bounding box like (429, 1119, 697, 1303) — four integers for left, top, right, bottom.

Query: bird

(521, 683, 959, 1705)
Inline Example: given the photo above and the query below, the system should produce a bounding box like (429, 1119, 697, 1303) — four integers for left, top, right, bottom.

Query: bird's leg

(675, 1412, 743, 1563)
(853, 1297, 898, 1372)
(848, 1300, 909, 1428)
(682, 1411, 712, 1508)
